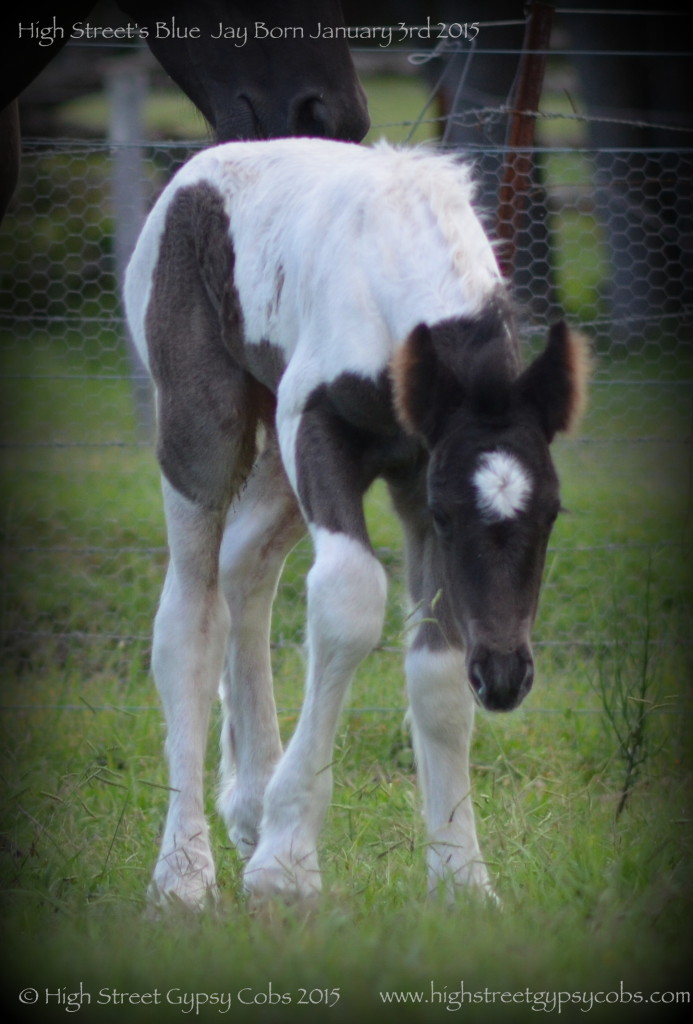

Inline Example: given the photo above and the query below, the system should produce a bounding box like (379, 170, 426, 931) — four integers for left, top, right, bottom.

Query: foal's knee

(308, 530, 387, 661)
(406, 645, 474, 745)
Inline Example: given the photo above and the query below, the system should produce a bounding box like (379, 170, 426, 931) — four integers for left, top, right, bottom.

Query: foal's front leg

(243, 400, 387, 903)
(243, 527, 387, 901)
(406, 643, 494, 900)
(390, 478, 494, 901)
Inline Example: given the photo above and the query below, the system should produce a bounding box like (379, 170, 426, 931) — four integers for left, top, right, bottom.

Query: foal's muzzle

(468, 645, 534, 712)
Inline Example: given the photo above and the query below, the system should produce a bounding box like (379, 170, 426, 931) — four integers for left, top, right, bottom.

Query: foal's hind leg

(138, 182, 259, 908)
(217, 438, 305, 861)
(150, 479, 232, 908)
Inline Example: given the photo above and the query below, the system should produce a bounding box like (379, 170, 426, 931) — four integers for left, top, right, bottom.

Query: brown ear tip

(563, 327, 593, 434)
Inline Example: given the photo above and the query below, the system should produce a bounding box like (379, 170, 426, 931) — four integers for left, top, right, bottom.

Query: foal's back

(125, 138, 502, 394)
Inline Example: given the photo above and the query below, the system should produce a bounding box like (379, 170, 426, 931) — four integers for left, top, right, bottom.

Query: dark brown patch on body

(146, 182, 259, 509)
(243, 339, 286, 394)
(295, 371, 423, 546)
(294, 368, 457, 648)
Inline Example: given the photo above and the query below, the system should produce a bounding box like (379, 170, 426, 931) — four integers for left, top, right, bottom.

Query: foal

(125, 138, 588, 908)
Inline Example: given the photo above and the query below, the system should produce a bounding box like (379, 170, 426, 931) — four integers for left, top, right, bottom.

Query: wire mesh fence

(1, 27, 691, 716)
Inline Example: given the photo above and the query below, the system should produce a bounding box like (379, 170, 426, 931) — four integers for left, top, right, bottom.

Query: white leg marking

(244, 529, 387, 903)
(406, 645, 495, 901)
(216, 449, 304, 861)
(149, 480, 229, 910)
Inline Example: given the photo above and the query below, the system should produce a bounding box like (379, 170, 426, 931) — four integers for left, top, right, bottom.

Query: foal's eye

(429, 505, 451, 537)
(546, 502, 562, 528)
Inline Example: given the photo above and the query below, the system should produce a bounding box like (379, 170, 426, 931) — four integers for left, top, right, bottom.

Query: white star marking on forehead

(473, 450, 532, 521)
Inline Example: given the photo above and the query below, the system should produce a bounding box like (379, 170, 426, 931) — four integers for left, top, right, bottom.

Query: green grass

(2, 73, 693, 1022)
(1, 329, 691, 1020)
(1, 652, 691, 1018)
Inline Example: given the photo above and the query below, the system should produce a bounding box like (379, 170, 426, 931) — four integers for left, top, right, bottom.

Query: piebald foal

(125, 139, 588, 909)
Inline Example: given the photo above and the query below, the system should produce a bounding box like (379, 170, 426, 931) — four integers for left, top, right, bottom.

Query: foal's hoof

(427, 874, 501, 909)
(243, 849, 322, 908)
(146, 881, 220, 919)
(148, 849, 219, 914)
(216, 781, 264, 862)
(426, 853, 500, 908)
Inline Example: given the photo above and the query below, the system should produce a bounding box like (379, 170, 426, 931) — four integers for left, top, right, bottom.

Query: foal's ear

(518, 321, 591, 441)
(390, 324, 456, 444)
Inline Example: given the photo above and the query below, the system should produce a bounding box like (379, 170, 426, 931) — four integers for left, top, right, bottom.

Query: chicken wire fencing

(1, 42, 692, 715)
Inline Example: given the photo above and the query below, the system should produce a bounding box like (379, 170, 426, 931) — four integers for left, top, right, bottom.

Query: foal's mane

(431, 293, 521, 420)
(372, 142, 494, 287)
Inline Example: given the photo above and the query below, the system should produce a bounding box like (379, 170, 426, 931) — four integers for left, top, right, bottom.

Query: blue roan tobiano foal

(125, 138, 589, 909)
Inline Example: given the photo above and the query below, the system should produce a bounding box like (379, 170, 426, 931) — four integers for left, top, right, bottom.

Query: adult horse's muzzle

(220, 90, 369, 143)
(467, 643, 534, 712)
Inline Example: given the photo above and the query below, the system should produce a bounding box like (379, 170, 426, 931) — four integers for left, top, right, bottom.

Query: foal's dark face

(391, 316, 589, 714)
(427, 412, 561, 712)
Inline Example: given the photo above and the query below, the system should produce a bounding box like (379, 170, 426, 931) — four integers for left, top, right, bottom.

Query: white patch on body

(125, 138, 502, 396)
(473, 450, 532, 521)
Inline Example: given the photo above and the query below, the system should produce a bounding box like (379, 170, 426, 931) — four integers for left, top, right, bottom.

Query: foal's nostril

(468, 647, 534, 713)
(520, 658, 534, 694)
(470, 660, 487, 702)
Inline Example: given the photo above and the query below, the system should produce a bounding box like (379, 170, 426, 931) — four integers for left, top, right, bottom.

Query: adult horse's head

(122, 0, 370, 142)
(392, 308, 590, 712)
(0, 2, 368, 222)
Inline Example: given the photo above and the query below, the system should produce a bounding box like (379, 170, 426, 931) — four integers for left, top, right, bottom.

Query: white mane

(371, 141, 496, 286)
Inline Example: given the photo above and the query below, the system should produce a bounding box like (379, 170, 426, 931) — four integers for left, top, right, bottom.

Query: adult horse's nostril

(221, 95, 265, 141)
(290, 95, 333, 137)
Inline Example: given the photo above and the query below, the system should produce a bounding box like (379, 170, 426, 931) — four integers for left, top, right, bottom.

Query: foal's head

(392, 312, 589, 712)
